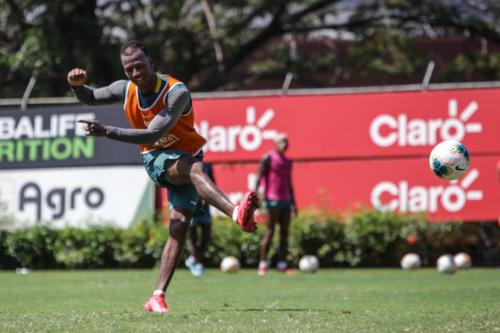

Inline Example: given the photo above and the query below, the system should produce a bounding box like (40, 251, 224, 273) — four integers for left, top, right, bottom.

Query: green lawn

(0, 268, 498, 332)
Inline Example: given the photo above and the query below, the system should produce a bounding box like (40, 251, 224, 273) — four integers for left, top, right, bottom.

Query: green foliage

(343, 29, 425, 84)
(0, 229, 18, 269)
(5, 224, 58, 268)
(0, 210, 495, 270)
(202, 212, 344, 269)
(53, 226, 120, 269)
(341, 210, 413, 266)
(2, 0, 499, 97)
(204, 217, 262, 267)
(2, 220, 168, 269)
(443, 52, 500, 82)
(289, 211, 345, 267)
(9, 29, 49, 76)
(113, 220, 168, 268)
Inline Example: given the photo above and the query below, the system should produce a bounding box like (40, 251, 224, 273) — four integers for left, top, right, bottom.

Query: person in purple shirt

(254, 134, 297, 275)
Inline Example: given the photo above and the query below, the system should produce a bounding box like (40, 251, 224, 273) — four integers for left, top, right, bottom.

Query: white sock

(259, 261, 269, 269)
(153, 290, 164, 296)
(232, 206, 239, 222)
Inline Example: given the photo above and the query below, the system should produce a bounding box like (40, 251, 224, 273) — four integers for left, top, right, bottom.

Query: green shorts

(264, 199, 293, 212)
(143, 149, 203, 213)
(192, 209, 212, 225)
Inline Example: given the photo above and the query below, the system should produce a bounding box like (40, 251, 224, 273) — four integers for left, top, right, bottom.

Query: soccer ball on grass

(436, 254, 456, 274)
(298, 255, 319, 273)
(400, 253, 421, 270)
(453, 252, 472, 269)
(220, 256, 240, 273)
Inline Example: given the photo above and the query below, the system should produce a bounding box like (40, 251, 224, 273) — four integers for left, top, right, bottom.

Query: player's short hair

(274, 133, 288, 143)
(120, 40, 150, 58)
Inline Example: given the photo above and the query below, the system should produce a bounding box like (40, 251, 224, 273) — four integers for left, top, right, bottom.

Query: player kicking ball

(68, 40, 258, 314)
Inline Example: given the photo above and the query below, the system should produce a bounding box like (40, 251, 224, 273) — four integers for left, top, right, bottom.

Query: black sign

(0, 105, 142, 169)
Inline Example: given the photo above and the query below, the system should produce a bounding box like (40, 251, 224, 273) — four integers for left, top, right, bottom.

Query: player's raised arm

(68, 68, 125, 105)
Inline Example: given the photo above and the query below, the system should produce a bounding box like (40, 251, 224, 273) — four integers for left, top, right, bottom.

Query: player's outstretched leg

(168, 156, 259, 232)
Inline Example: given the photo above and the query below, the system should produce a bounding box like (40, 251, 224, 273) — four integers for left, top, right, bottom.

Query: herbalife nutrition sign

(0, 105, 149, 227)
(0, 105, 141, 169)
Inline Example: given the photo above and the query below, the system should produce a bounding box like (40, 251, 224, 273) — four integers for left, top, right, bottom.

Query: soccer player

(254, 133, 297, 275)
(184, 162, 215, 276)
(67, 40, 258, 314)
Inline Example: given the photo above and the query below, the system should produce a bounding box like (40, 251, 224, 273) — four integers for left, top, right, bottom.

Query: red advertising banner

(212, 156, 500, 222)
(194, 88, 500, 162)
(193, 87, 500, 221)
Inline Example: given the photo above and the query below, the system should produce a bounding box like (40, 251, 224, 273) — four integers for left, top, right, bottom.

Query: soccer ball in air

(298, 255, 319, 273)
(429, 140, 470, 181)
(400, 253, 421, 270)
(453, 252, 472, 269)
(220, 256, 240, 273)
(436, 254, 456, 274)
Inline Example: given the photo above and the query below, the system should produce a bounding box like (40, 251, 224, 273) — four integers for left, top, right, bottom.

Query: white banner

(0, 166, 153, 228)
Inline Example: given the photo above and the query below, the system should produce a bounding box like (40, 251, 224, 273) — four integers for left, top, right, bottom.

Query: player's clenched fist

(67, 68, 87, 87)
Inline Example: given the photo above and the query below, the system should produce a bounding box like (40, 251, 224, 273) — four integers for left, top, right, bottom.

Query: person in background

(254, 133, 297, 275)
(185, 162, 215, 276)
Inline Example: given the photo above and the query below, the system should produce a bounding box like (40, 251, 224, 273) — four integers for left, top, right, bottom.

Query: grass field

(0, 268, 499, 332)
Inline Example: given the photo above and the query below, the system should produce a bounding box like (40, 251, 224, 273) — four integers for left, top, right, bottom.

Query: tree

(1, 0, 499, 98)
(0, 0, 119, 97)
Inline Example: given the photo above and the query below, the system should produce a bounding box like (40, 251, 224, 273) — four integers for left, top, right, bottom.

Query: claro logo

(370, 169, 483, 213)
(196, 106, 279, 152)
(370, 99, 482, 147)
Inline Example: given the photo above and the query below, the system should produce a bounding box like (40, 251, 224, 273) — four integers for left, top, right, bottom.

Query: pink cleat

(144, 294, 169, 314)
(258, 261, 269, 276)
(236, 192, 259, 233)
(258, 266, 268, 276)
